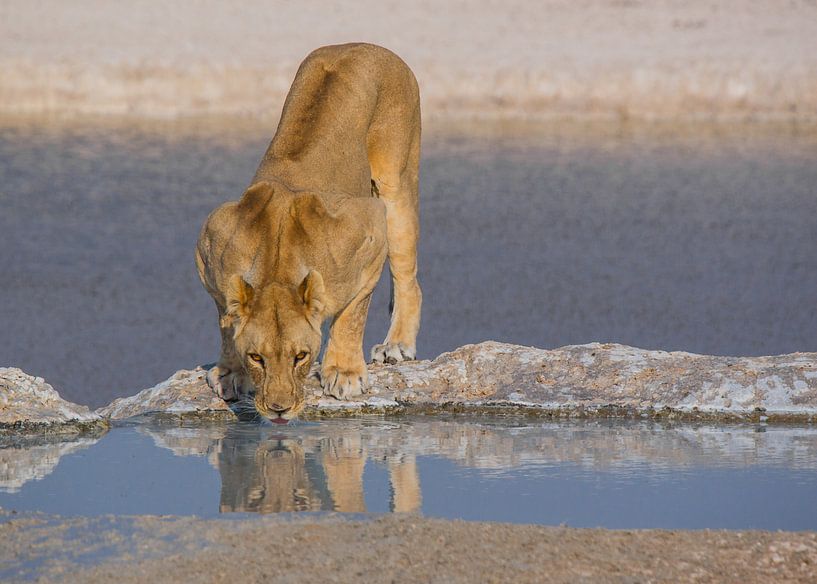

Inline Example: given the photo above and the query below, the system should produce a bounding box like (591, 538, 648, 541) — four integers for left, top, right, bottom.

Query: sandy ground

(2, 512, 816, 583)
(1, 1, 816, 119)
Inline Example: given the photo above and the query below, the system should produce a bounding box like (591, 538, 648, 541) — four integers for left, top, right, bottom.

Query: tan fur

(196, 43, 422, 420)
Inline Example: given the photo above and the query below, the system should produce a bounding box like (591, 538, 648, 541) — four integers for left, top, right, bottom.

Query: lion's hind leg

(370, 131, 422, 364)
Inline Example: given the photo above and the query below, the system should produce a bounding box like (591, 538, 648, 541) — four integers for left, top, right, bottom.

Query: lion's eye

(294, 351, 309, 364)
(248, 353, 264, 365)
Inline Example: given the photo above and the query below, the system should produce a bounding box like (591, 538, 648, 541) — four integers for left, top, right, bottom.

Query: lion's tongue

(270, 417, 289, 425)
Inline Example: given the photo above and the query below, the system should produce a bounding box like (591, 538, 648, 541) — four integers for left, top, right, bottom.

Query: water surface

(2, 417, 816, 530)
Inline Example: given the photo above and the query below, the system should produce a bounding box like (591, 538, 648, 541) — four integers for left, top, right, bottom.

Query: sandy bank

(2, 513, 815, 583)
(1, 1, 816, 121)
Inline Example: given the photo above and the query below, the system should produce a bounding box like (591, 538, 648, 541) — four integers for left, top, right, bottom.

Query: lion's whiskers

(230, 395, 264, 421)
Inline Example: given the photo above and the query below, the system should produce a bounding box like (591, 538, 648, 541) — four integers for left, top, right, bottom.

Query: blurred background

(1, 1, 815, 407)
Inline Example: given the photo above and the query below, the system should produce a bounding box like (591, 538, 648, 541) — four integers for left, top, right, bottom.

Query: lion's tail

(388, 271, 395, 316)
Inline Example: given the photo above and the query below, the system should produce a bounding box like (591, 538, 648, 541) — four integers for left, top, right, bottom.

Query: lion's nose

(267, 402, 288, 413)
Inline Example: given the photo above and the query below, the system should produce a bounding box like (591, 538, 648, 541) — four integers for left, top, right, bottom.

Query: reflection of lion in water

(216, 428, 421, 514)
(196, 43, 422, 422)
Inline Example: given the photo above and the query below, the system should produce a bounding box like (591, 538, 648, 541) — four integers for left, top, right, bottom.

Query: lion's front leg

(321, 292, 373, 400)
(206, 366, 249, 402)
(206, 314, 251, 402)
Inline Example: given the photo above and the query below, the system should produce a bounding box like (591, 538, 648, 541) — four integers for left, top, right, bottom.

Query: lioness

(196, 43, 422, 422)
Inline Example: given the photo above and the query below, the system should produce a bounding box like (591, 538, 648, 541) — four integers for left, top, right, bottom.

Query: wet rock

(0, 368, 102, 431)
(97, 342, 817, 421)
(365, 342, 817, 417)
(96, 368, 230, 421)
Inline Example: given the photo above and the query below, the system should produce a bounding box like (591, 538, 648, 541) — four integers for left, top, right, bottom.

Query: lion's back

(303, 43, 419, 117)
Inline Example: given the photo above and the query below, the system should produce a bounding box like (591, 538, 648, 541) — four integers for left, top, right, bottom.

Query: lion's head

(225, 270, 326, 422)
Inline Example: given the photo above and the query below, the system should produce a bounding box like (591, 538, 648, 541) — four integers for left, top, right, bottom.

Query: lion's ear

(238, 181, 275, 213)
(290, 194, 337, 223)
(225, 275, 254, 335)
(298, 270, 326, 320)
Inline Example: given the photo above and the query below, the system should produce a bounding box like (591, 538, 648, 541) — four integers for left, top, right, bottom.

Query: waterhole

(2, 417, 816, 530)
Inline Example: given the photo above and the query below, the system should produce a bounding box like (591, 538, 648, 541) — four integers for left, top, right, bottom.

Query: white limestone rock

(96, 342, 817, 421)
(0, 368, 101, 428)
(365, 342, 817, 416)
(97, 367, 231, 421)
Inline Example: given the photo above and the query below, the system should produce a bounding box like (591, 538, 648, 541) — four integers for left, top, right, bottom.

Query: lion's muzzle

(255, 379, 304, 421)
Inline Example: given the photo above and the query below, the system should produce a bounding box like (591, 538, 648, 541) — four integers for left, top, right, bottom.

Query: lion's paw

(370, 343, 415, 365)
(206, 365, 248, 402)
(321, 365, 368, 401)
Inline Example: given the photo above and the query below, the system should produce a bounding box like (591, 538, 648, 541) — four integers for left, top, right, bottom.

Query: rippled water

(1, 119, 816, 407)
(2, 418, 816, 530)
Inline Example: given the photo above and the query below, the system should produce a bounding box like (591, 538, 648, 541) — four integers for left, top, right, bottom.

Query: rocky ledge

(3, 343, 817, 427)
(95, 342, 817, 423)
(0, 368, 105, 434)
